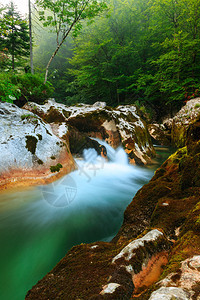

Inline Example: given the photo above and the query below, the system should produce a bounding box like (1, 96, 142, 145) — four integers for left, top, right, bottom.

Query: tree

(36, 0, 107, 83)
(29, 0, 34, 73)
(0, 2, 30, 71)
(68, 0, 153, 105)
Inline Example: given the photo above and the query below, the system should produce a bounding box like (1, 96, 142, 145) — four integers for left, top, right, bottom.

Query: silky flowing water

(0, 143, 172, 300)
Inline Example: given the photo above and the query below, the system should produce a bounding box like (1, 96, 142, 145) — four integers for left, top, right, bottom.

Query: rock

(148, 287, 190, 300)
(100, 283, 121, 295)
(26, 229, 169, 300)
(23, 100, 156, 165)
(112, 229, 166, 263)
(148, 124, 171, 145)
(165, 98, 200, 147)
(0, 102, 75, 190)
(111, 229, 169, 297)
(155, 256, 200, 298)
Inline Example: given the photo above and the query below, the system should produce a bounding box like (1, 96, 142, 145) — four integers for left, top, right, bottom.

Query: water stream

(0, 143, 172, 300)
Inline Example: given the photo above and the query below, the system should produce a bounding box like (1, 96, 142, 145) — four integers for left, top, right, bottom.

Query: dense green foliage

(66, 0, 200, 117)
(35, 0, 107, 83)
(33, 24, 74, 103)
(0, 4, 53, 106)
(0, 3, 30, 71)
(0, 72, 54, 105)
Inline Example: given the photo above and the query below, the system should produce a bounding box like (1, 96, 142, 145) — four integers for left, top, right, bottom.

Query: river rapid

(0, 142, 171, 300)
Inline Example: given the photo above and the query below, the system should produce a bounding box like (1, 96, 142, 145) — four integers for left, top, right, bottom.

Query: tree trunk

(44, 20, 77, 84)
(29, 0, 34, 74)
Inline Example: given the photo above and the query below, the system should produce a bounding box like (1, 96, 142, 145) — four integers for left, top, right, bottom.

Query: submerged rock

(0, 102, 75, 190)
(24, 100, 155, 165)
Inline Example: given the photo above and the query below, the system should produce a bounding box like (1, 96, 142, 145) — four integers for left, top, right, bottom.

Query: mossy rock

(45, 106, 66, 123)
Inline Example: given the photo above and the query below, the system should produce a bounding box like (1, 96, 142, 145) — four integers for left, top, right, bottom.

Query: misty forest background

(1, 0, 200, 120)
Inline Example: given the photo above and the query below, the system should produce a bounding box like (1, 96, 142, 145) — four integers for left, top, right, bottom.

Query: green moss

(62, 109, 71, 118)
(50, 163, 63, 173)
(172, 126, 186, 148)
(21, 114, 32, 120)
(25, 135, 38, 154)
(160, 230, 200, 279)
(169, 147, 187, 163)
(194, 103, 200, 109)
(21, 114, 39, 124)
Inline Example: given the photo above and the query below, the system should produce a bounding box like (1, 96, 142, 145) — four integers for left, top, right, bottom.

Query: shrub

(0, 73, 21, 103)
(0, 72, 54, 106)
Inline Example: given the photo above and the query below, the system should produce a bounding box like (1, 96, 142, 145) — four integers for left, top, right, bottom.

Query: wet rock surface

(154, 255, 200, 299)
(24, 100, 155, 165)
(148, 124, 171, 146)
(163, 98, 200, 147)
(0, 102, 75, 190)
(148, 287, 190, 300)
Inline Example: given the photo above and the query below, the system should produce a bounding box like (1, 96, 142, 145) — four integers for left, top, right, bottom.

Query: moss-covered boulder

(26, 229, 169, 300)
(24, 100, 156, 165)
(164, 98, 200, 147)
(0, 102, 75, 190)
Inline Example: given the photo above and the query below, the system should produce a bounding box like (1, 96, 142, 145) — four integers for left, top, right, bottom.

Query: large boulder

(163, 98, 200, 147)
(149, 256, 200, 299)
(23, 100, 156, 165)
(26, 229, 170, 300)
(148, 123, 171, 146)
(0, 102, 75, 190)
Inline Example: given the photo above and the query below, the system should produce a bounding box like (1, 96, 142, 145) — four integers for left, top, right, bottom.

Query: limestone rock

(0, 102, 75, 190)
(148, 123, 171, 145)
(23, 100, 155, 165)
(164, 98, 200, 147)
(148, 287, 190, 300)
(26, 229, 169, 300)
(111, 229, 169, 297)
(154, 256, 200, 299)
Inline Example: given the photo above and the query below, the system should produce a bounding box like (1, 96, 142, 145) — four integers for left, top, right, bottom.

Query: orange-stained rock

(0, 102, 75, 191)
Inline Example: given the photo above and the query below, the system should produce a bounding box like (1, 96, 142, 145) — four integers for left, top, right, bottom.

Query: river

(0, 143, 172, 300)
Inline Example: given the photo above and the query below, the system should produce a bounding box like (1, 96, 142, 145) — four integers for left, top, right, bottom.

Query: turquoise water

(0, 145, 171, 300)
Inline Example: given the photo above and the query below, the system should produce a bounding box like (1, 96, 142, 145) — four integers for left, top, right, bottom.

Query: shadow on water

(0, 143, 174, 300)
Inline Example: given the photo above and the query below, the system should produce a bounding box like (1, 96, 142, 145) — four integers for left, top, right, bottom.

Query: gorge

(0, 99, 200, 300)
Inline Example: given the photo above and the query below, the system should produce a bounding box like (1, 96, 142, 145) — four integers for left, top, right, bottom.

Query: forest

(1, 0, 200, 119)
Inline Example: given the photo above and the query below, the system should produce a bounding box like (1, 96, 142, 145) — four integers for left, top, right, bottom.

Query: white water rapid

(0, 141, 156, 300)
